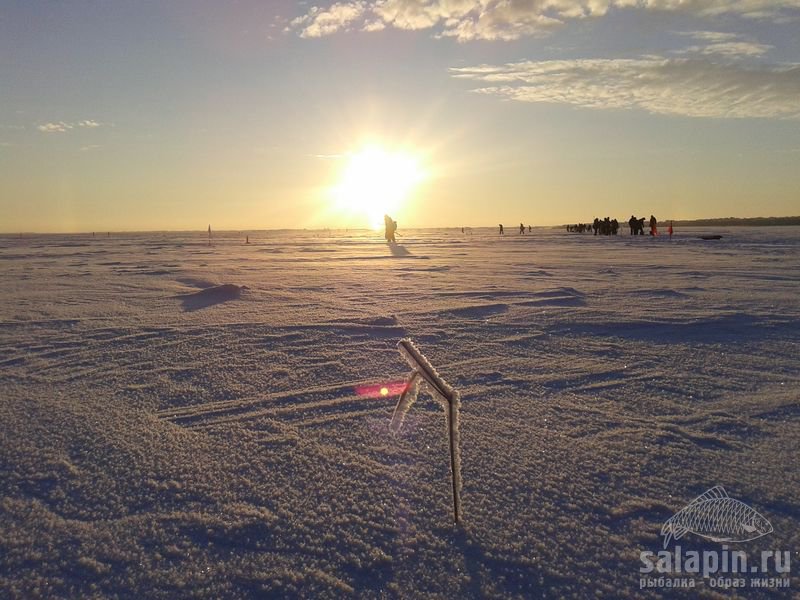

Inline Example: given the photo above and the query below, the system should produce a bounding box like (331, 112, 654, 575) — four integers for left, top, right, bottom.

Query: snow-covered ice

(1, 227, 798, 598)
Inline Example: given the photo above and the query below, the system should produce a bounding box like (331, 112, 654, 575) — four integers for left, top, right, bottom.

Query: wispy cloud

(287, 1, 800, 41)
(37, 120, 104, 133)
(676, 30, 773, 57)
(309, 152, 346, 159)
(451, 58, 800, 119)
(38, 122, 73, 133)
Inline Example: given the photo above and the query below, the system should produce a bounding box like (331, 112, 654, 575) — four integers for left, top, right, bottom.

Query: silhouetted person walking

(650, 215, 658, 236)
(384, 214, 397, 243)
(499, 224, 504, 235)
(519, 223, 525, 234)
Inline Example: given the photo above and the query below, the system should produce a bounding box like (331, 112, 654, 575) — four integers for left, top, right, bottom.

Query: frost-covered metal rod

(393, 339, 463, 524)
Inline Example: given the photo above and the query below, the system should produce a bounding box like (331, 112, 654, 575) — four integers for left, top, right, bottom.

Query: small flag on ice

(391, 339, 463, 524)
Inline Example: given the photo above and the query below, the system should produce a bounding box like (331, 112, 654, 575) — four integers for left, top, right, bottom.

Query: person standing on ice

(519, 223, 525, 234)
(649, 215, 658, 236)
(384, 214, 397, 243)
(668, 221, 674, 239)
(499, 224, 504, 235)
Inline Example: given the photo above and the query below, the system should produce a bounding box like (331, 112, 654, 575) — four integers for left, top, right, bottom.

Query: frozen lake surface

(1, 227, 798, 598)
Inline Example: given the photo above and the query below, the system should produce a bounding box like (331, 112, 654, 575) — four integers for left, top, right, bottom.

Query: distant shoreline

(667, 216, 800, 227)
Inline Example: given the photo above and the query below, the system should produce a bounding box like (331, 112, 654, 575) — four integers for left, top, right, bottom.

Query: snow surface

(1, 227, 798, 598)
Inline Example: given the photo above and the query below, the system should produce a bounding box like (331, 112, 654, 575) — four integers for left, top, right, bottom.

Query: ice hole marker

(390, 339, 463, 524)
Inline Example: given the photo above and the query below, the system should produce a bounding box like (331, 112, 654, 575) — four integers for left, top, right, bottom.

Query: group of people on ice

(585, 215, 673, 237)
(566, 223, 592, 233)
(628, 215, 672, 237)
(497, 223, 532, 235)
(591, 217, 620, 235)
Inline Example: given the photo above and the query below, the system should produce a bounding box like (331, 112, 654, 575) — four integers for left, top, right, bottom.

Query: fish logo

(661, 486, 773, 549)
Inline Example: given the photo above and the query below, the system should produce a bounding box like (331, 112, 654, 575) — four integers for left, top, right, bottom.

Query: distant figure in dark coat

(499, 224, 504, 235)
(593, 218, 599, 235)
(637, 217, 646, 235)
(528, 225, 532, 233)
(650, 215, 658, 236)
(519, 223, 525, 234)
(668, 221, 674, 239)
(384, 214, 397, 243)
(629, 215, 637, 235)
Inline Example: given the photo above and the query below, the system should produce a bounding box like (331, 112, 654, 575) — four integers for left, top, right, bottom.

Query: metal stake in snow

(390, 339, 463, 524)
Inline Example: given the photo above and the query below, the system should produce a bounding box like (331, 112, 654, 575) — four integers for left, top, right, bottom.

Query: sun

(332, 145, 425, 229)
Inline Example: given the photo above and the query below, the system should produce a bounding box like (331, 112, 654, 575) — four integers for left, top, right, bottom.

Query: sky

(1, 0, 799, 232)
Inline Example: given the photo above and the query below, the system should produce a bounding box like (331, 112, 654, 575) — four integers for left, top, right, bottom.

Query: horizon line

(3, 216, 800, 236)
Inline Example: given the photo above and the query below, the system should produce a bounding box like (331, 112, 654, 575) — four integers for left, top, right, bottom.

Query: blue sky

(1, 1, 799, 232)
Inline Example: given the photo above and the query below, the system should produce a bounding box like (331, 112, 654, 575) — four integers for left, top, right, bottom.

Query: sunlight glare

(332, 145, 425, 228)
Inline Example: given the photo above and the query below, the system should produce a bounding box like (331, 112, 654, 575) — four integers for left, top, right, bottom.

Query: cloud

(287, 1, 800, 41)
(451, 57, 800, 119)
(437, 6, 564, 41)
(289, 1, 367, 38)
(676, 30, 773, 57)
(684, 40, 773, 56)
(37, 120, 104, 133)
(362, 19, 386, 31)
(38, 122, 73, 133)
(309, 152, 347, 159)
(681, 30, 739, 43)
(372, 0, 473, 30)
